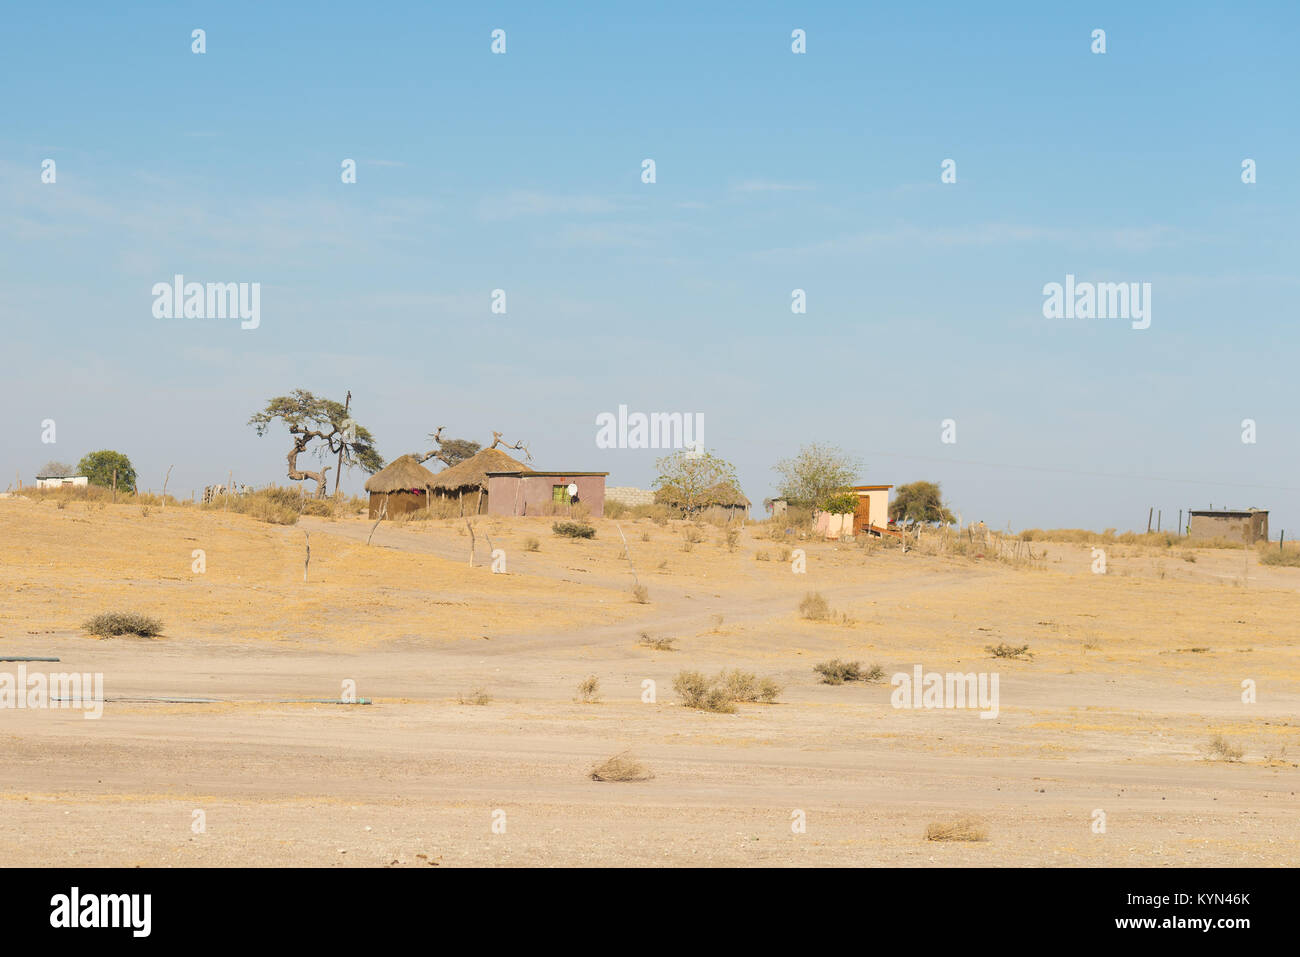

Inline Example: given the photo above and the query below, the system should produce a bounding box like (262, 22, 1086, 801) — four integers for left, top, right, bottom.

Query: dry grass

(1204, 735, 1244, 762)
(1258, 543, 1300, 567)
(672, 671, 736, 713)
(673, 669, 780, 711)
(82, 611, 163, 638)
(716, 669, 781, 703)
(631, 583, 650, 604)
(457, 688, 492, 706)
(553, 521, 595, 539)
(589, 751, 653, 782)
(814, 659, 885, 685)
(798, 592, 831, 621)
(986, 642, 1033, 660)
(925, 818, 989, 842)
(637, 631, 676, 651)
(523, 536, 540, 552)
(575, 675, 601, 704)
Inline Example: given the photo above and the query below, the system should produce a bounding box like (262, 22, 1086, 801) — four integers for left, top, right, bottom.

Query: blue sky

(3, 1, 1297, 531)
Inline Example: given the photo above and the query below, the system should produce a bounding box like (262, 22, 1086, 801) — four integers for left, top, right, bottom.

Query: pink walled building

(485, 471, 609, 518)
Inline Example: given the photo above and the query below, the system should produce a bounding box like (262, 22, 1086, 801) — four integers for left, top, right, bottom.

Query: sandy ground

(1, 495, 1297, 866)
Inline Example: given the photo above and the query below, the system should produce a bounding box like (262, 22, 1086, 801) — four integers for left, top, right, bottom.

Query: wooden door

(854, 494, 870, 533)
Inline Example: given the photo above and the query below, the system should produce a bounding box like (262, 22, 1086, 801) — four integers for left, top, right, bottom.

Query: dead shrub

(1204, 735, 1244, 762)
(576, 676, 601, 704)
(718, 669, 781, 703)
(673, 669, 779, 711)
(631, 583, 650, 604)
(589, 751, 653, 782)
(524, 536, 540, 552)
(986, 642, 1033, 660)
(672, 671, 734, 712)
(814, 659, 886, 685)
(458, 688, 492, 706)
(82, 612, 163, 638)
(798, 592, 832, 621)
(925, 818, 989, 842)
(637, 631, 676, 651)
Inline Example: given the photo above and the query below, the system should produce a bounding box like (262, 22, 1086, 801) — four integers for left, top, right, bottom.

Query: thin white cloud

(732, 179, 814, 193)
(758, 222, 1189, 259)
(478, 190, 620, 221)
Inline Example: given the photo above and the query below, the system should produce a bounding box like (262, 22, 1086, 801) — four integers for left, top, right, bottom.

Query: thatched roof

(429, 447, 532, 491)
(655, 482, 750, 509)
(364, 455, 439, 493)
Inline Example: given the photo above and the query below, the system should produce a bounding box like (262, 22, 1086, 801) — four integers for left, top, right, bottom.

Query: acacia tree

(772, 443, 862, 509)
(889, 481, 956, 526)
(653, 449, 740, 514)
(416, 428, 530, 468)
(248, 390, 383, 498)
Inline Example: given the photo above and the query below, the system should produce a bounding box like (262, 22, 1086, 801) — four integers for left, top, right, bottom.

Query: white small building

(36, 474, 89, 489)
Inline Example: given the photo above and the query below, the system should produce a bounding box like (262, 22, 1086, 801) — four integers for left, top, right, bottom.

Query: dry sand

(1, 495, 1296, 866)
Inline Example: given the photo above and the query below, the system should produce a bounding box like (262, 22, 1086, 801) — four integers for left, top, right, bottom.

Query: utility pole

(334, 389, 351, 498)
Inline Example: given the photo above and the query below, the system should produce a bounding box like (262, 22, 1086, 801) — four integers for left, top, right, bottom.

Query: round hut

(654, 481, 751, 518)
(429, 447, 533, 515)
(363, 455, 440, 519)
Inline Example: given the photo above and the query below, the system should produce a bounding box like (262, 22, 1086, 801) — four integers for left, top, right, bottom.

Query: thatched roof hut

(429, 447, 533, 514)
(655, 482, 751, 513)
(363, 455, 439, 519)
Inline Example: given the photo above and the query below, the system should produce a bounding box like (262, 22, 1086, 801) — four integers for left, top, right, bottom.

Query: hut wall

(430, 487, 488, 514)
(1188, 512, 1268, 544)
(368, 490, 430, 519)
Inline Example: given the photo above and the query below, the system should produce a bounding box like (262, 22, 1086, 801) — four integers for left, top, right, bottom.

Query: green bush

(76, 450, 137, 491)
